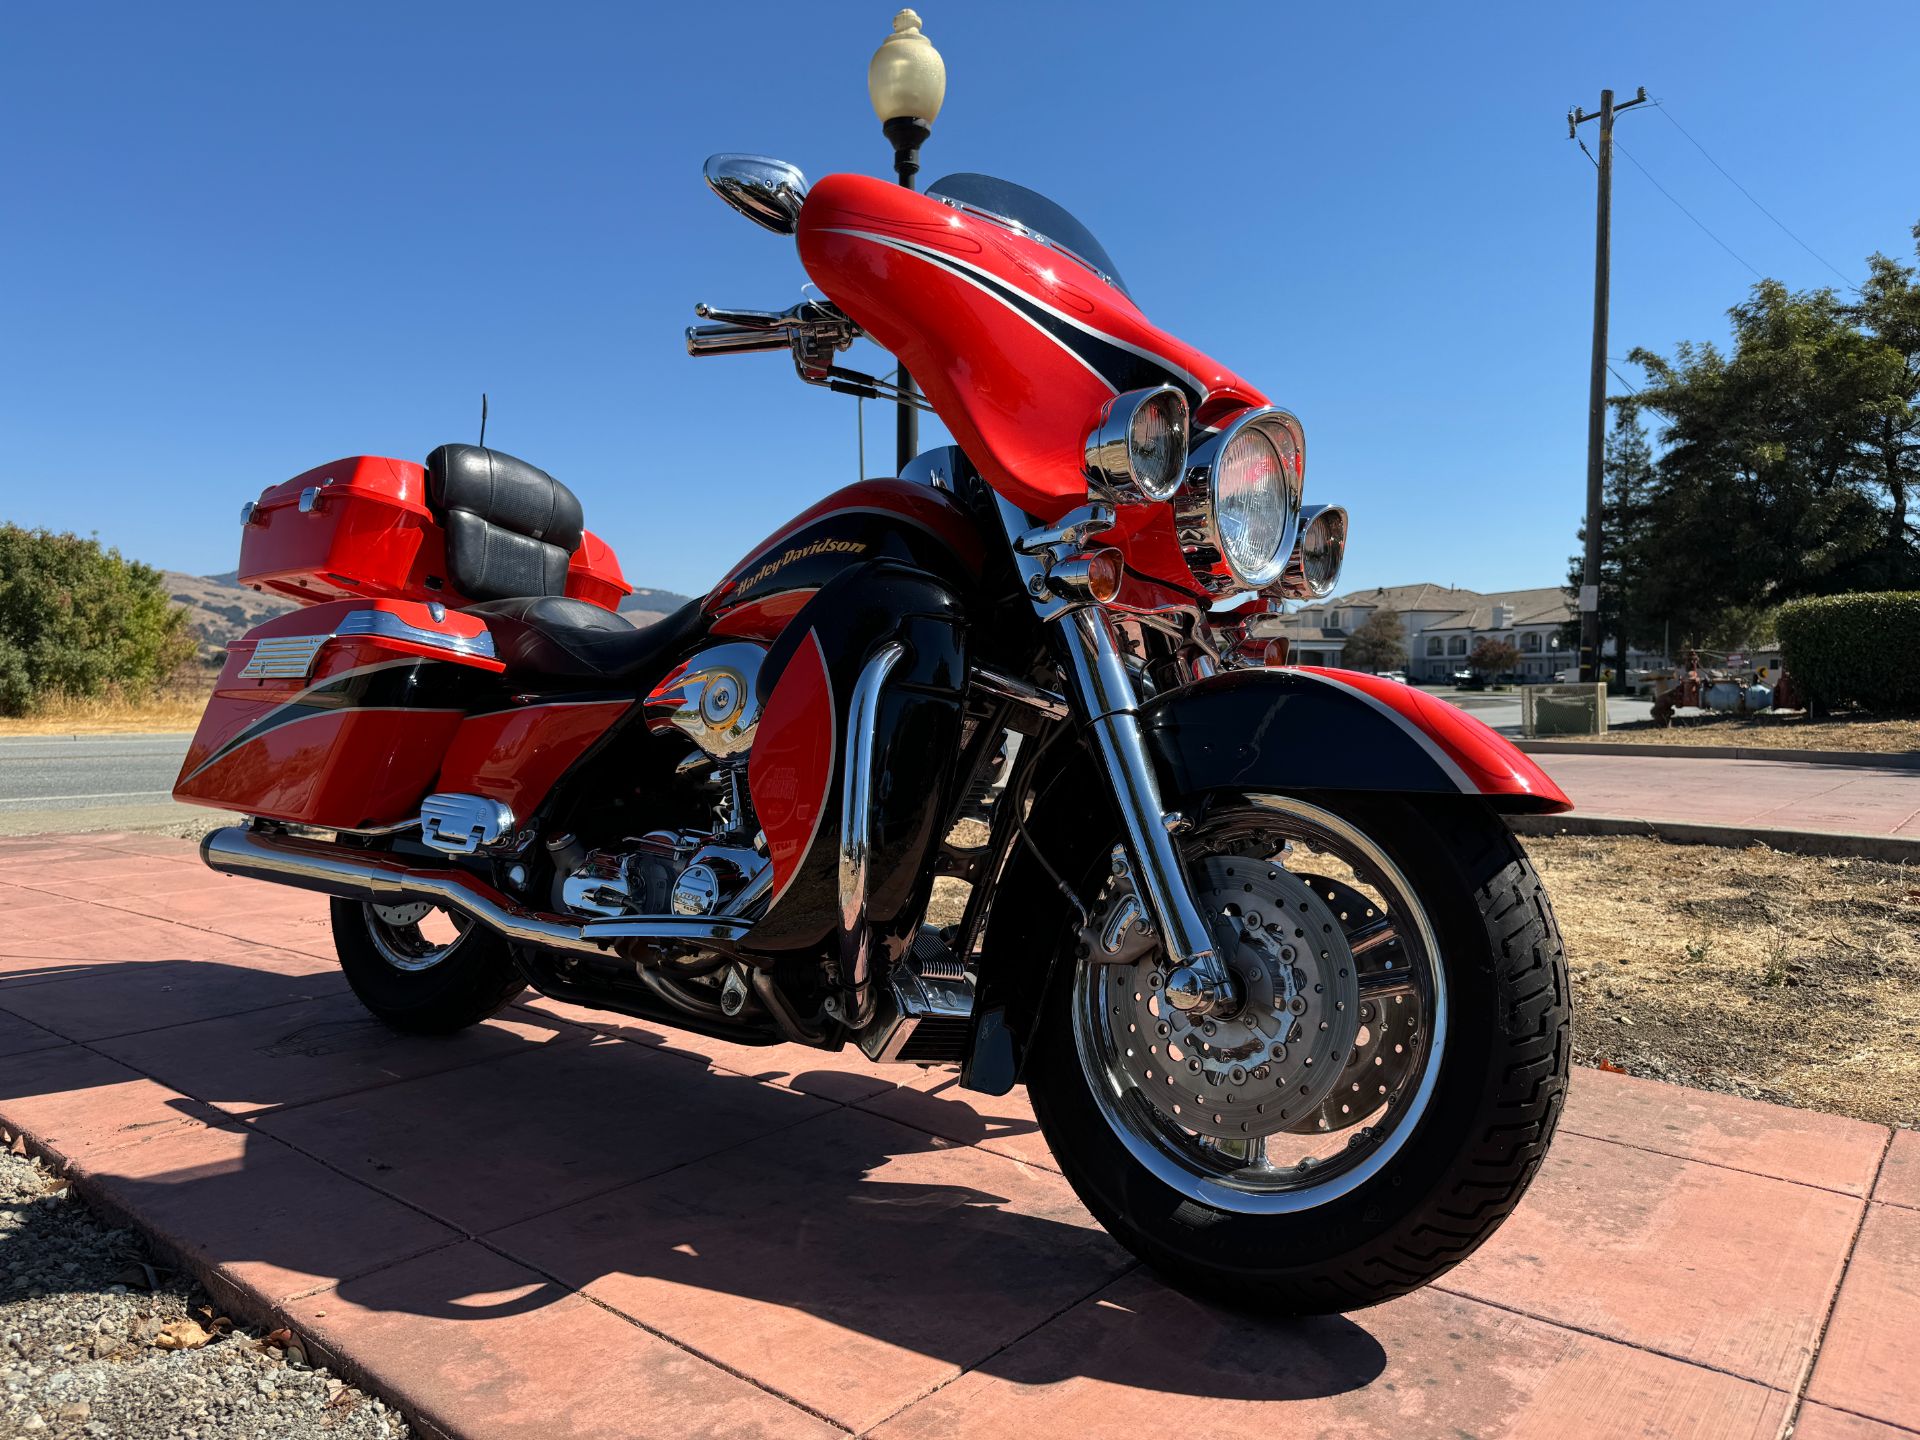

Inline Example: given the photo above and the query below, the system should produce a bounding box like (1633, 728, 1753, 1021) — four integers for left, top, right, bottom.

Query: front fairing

(796, 173, 1266, 607)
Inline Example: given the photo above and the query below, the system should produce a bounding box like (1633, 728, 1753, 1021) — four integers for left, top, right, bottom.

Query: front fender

(961, 666, 1567, 1094)
(1138, 666, 1571, 814)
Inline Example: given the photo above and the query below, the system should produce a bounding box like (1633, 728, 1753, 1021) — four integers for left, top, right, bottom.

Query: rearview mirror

(703, 155, 809, 236)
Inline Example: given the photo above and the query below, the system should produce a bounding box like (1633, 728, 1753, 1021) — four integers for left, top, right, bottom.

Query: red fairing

(704, 477, 985, 634)
(435, 700, 630, 816)
(795, 173, 1265, 605)
(748, 632, 836, 906)
(237, 455, 629, 612)
(1295, 668, 1574, 812)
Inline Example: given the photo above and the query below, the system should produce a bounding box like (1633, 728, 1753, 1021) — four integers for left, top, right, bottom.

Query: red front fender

(1137, 666, 1573, 814)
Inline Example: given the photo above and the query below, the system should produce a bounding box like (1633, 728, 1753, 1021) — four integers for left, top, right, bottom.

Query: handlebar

(683, 299, 857, 359)
(685, 324, 794, 356)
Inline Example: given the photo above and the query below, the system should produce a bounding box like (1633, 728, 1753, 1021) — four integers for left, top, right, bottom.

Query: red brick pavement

(1, 832, 1915, 1439)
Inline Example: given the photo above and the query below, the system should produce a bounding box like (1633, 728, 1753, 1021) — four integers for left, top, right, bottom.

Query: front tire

(331, 898, 526, 1034)
(1025, 793, 1568, 1314)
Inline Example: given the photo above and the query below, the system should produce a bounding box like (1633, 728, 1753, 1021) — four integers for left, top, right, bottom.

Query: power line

(1606, 363, 1641, 396)
(1653, 102, 1858, 289)
(1612, 136, 1764, 280)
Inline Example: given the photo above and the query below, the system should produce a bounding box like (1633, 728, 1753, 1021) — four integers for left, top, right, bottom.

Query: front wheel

(1024, 792, 1568, 1314)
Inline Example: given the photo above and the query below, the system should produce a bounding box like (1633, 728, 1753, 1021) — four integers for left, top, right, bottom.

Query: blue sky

(3, 2, 1915, 600)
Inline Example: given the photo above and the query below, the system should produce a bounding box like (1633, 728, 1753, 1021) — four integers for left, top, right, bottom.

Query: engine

(551, 642, 773, 924)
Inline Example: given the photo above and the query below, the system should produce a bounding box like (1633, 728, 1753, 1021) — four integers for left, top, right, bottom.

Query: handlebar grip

(685, 324, 792, 357)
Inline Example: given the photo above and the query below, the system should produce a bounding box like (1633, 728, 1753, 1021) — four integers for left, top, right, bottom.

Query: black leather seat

(470, 595, 707, 684)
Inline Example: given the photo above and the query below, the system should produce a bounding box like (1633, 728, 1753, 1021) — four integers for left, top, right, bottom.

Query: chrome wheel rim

(1071, 795, 1446, 1215)
(363, 901, 469, 973)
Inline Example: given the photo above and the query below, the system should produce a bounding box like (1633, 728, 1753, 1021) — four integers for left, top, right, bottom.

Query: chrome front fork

(997, 495, 1236, 1015)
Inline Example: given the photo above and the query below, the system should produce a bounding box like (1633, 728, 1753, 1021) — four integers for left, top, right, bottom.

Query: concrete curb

(1510, 811, 1920, 864)
(1516, 738, 1920, 770)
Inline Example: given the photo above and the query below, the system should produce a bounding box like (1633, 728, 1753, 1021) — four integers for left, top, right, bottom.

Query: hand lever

(692, 303, 791, 330)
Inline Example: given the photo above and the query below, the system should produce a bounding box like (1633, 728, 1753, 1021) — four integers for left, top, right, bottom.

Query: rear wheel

(331, 898, 526, 1034)
(1024, 792, 1568, 1314)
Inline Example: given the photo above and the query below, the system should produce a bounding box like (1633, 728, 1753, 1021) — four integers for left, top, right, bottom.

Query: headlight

(1084, 385, 1189, 503)
(1275, 504, 1347, 599)
(1177, 407, 1305, 593)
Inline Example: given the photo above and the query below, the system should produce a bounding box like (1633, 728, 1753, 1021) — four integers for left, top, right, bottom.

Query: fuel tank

(701, 477, 985, 641)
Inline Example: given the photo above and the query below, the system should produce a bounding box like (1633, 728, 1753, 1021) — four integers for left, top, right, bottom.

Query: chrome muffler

(199, 825, 749, 958)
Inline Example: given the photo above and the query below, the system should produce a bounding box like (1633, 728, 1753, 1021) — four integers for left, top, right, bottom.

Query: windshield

(925, 173, 1130, 298)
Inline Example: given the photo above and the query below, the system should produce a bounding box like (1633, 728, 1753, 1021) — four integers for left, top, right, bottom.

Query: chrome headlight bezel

(1274, 504, 1347, 600)
(1174, 406, 1306, 595)
(1083, 385, 1191, 504)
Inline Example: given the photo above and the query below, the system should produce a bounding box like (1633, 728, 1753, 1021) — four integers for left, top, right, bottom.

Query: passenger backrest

(424, 445, 586, 601)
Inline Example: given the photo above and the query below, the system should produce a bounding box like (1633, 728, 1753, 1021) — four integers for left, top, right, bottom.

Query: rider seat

(423, 444, 701, 684)
(468, 593, 704, 683)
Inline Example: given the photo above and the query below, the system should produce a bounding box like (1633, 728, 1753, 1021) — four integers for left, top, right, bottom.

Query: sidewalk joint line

(0, 872, 339, 964)
(1780, 1126, 1896, 1436)
(855, 1262, 1143, 1435)
(1557, 1119, 1885, 1200)
(1427, 1282, 1800, 1391)
(469, 1236, 857, 1433)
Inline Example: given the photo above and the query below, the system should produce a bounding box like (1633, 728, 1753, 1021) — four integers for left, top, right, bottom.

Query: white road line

(0, 791, 174, 805)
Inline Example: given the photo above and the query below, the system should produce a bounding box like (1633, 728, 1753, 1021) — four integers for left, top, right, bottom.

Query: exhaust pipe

(199, 825, 749, 958)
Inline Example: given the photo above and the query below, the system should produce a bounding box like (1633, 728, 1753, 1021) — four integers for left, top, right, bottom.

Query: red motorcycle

(176, 154, 1573, 1312)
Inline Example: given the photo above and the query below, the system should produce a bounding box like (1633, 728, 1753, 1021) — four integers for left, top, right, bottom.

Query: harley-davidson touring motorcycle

(176, 154, 1573, 1312)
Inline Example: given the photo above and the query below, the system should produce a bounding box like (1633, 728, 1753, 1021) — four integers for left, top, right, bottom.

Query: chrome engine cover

(644, 642, 767, 760)
(559, 832, 769, 922)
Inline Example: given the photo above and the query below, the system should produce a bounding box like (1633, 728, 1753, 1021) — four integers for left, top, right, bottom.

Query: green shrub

(0, 525, 195, 715)
(1775, 591, 1920, 713)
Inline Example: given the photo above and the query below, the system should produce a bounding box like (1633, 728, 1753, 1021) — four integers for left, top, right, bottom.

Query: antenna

(479, 393, 489, 448)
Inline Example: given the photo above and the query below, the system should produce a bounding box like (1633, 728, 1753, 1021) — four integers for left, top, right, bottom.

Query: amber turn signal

(1047, 547, 1126, 603)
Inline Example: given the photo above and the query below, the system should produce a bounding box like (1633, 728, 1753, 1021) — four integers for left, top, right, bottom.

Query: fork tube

(1047, 606, 1225, 983)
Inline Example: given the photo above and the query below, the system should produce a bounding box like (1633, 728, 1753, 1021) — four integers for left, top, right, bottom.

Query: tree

(1566, 408, 1659, 685)
(0, 526, 194, 714)
(1468, 637, 1520, 678)
(1600, 220, 1920, 651)
(1340, 608, 1406, 673)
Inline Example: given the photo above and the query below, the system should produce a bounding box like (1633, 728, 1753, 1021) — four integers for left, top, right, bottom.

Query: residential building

(1271, 582, 1661, 682)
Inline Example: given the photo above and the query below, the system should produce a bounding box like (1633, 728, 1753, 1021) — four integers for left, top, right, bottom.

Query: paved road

(1427, 685, 1655, 735)
(0, 733, 207, 836)
(7, 697, 1904, 845)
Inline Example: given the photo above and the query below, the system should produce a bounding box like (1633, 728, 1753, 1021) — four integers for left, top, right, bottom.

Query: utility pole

(1569, 85, 1648, 685)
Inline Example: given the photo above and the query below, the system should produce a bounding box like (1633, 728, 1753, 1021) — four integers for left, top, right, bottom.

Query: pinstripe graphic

(1290, 669, 1478, 794)
(817, 227, 1210, 402)
(178, 660, 438, 787)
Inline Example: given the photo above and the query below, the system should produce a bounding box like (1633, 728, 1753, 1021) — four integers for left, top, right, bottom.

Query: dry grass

(0, 683, 213, 736)
(1560, 710, 1920, 754)
(1527, 834, 1920, 1126)
(933, 817, 1919, 1126)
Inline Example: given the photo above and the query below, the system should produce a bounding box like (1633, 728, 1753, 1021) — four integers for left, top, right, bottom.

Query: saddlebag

(172, 599, 506, 829)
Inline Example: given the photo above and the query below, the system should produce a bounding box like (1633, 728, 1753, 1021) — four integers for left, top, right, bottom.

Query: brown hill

(164, 573, 695, 658)
(163, 571, 297, 659)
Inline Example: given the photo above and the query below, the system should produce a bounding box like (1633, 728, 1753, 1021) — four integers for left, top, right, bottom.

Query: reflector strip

(239, 635, 329, 680)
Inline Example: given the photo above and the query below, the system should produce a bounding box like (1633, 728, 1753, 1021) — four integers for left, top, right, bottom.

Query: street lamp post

(867, 8, 946, 473)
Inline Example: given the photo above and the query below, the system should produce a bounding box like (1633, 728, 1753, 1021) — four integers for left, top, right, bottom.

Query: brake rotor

(1287, 874, 1424, 1135)
(1096, 854, 1362, 1141)
(370, 900, 433, 927)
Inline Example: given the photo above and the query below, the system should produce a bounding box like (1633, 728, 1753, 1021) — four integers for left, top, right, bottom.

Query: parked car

(1375, 669, 1408, 684)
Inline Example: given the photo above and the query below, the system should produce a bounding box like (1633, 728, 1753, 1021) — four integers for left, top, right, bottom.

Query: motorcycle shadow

(0, 958, 1389, 1404)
